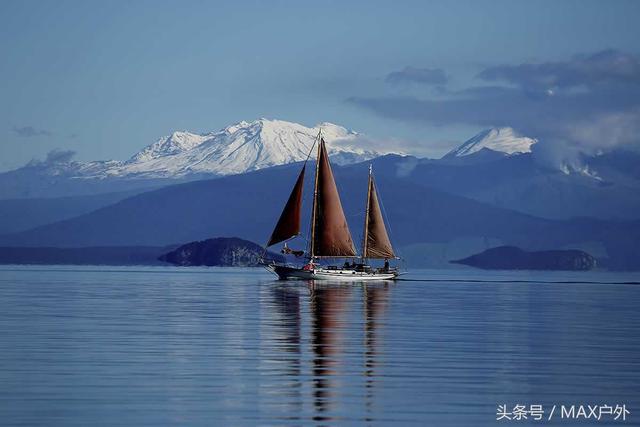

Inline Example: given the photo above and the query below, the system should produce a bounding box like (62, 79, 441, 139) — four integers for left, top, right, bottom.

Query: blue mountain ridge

(1, 155, 638, 270)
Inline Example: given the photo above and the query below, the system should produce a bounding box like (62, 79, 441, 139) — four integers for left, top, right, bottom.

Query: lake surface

(1, 266, 639, 426)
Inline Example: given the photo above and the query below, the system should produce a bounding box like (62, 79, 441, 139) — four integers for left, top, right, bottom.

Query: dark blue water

(1, 266, 639, 426)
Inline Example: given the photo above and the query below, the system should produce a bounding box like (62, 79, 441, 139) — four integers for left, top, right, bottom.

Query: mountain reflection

(265, 281, 392, 424)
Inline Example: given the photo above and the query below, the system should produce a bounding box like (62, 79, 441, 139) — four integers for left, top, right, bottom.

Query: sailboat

(263, 132, 400, 281)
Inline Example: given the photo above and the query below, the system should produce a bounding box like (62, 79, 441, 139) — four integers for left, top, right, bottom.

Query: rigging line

(302, 130, 319, 164)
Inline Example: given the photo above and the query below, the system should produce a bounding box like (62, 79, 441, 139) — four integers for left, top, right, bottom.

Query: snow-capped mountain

(43, 119, 389, 180)
(444, 127, 537, 158)
(0, 119, 393, 199)
(100, 118, 383, 178)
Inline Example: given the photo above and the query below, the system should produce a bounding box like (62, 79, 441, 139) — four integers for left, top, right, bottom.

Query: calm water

(0, 266, 639, 426)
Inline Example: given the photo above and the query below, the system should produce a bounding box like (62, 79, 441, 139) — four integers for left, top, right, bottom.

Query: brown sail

(311, 139, 357, 257)
(363, 172, 395, 259)
(267, 165, 305, 247)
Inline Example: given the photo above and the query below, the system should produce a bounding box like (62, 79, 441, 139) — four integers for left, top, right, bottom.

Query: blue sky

(1, 0, 639, 171)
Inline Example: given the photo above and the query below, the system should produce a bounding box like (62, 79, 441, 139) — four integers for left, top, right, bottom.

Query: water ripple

(0, 266, 639, 426)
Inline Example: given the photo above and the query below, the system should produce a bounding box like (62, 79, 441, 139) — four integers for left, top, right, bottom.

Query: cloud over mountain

(350, 50, 640, 168)
(43, 149, 76, 164)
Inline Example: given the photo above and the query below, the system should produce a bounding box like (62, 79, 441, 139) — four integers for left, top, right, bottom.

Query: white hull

(266, 264, 398, 281)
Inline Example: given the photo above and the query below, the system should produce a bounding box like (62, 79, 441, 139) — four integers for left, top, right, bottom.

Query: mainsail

(267, 165, 306, 247)
(311, 139, 357, 257)
(362, 168, 395, 259)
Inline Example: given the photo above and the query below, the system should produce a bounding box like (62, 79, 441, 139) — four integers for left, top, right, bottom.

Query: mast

(309, 130, 322, 259)
(361, 164, 373, 259)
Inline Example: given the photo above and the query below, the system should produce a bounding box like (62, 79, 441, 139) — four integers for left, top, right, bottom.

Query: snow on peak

(129, 131, 212, 163)
(445, 127, 537, 158)
(86, 118, 389, 179)
(222, 120, 252, 134)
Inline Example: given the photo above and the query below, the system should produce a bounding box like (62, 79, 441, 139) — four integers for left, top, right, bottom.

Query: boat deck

(266, 263, 398, 281)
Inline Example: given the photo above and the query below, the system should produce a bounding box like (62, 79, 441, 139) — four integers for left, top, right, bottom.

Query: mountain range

(1, 155, 639, 270)
(3, 120, 638, 221)
(399, 149, 640, 220)
(0, 118, 638, 270)
(0, 119, 387, 199)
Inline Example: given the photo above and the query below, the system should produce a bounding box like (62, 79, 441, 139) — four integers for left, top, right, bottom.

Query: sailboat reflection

(308, 282, 351, 421)
(265, 281, 391, 423)
(363, 283, 390, 418)
(269, 284, 303, 419)
(271, 285, 301, 369)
